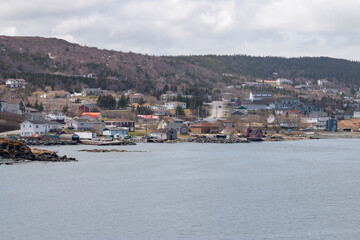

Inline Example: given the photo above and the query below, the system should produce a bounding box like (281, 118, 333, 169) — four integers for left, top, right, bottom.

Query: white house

(66, 119, 94, 131)
(276, 78, 293, 85)
(46, 110, 66, 123)
(151, 105, 168, 111)
(20, 120, 62, 137)
(161, 91, 178, 102)
(249, 91, 272, 101)
(5, 78, 26, 88)
(102, 127, 128, 137)
(301, 115, 330, 130)
(75, 131, 96, 140)
(353, 111, 360, 119)
(317, 79, 331, 86)
(164, 101, 186, 110)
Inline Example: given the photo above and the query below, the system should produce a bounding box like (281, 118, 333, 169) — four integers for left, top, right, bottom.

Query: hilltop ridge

(1, 36, 360, 94)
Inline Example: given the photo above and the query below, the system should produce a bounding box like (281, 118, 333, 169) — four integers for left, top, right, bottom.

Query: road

(207, 101, 225, 118)
(0, 129, 20, 136)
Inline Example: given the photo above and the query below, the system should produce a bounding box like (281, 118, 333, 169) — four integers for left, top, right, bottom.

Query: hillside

(0, 36, 221, 95)
(172, 55, 360, 87)
(1, 36, 360, 95)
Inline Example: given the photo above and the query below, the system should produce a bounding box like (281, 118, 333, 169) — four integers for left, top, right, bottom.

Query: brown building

(190, 122, 219, 134)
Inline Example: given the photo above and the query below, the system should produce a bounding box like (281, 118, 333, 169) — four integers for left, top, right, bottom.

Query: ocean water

(1, 139, 360, 240)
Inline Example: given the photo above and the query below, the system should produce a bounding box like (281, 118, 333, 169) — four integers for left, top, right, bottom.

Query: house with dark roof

(22, 112, 46, 122)
(157, 116, 184, 129)
(216, 119, 234, 130)
(66, 119, 94, 131)
(289, 102, 323, 114)
(79, 103, 98, 113)
(157, 116, 174, 129)
(246, 128, 263, 139)
(46, 110, 66, 123)
(81, 88, 105, 97)
(241, 99, 275, 111)
(150, 128, 177, 140)
(105, 119, 135, 132)
(0, 99, 25, 114)
(165, 122, 189, 135)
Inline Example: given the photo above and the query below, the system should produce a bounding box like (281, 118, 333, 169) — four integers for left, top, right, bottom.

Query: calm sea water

(1, 139, 360, 240)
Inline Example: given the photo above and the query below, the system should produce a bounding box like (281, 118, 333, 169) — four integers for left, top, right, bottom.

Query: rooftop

(191, 122, 218, 128)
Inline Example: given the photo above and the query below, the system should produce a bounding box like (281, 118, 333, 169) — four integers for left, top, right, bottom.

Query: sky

(1, 0, 360, 60)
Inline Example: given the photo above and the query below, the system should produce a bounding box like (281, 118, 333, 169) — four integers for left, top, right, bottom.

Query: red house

(79, 103, 98, 113)
(246, 127, 263, 139)
(105, 119, 135, 132)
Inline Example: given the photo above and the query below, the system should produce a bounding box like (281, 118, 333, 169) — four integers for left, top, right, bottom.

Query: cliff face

(0, 138, 76, 162)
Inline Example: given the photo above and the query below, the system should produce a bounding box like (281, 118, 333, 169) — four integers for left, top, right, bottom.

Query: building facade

(104, 119, 135, 132)
(6, 78, 26, 88)
(20, 120, 62, 137)
(164, 101, 187, 110)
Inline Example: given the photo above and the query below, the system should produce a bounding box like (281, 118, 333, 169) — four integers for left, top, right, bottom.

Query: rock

(0, 138, 77, 162)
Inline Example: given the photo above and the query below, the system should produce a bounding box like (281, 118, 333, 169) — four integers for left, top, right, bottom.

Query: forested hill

(172, 55, 360, 87)
(1, 36, 360, 93)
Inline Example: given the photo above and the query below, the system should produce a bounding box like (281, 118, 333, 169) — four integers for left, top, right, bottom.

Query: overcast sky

(1, 0, 360, 60)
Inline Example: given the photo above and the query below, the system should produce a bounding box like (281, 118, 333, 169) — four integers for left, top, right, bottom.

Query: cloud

(0, 0, 360, 60)
(0, 26, 18, 36)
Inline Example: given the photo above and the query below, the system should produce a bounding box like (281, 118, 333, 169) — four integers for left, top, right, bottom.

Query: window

(36, 125, 39, 128)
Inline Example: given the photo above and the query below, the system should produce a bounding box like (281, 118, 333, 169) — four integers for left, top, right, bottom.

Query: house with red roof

(80, 112, 102, 121)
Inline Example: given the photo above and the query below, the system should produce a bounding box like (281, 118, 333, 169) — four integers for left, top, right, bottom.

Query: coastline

(0, 138, 76, 165)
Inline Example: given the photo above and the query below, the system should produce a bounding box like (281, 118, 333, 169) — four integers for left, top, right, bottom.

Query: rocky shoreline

(180, 137, 251, 143)
(15, 138, 137, 146)
(19, 138, 79, 146)
(0, 138, 76, 164)
(80, 140, 136, 146)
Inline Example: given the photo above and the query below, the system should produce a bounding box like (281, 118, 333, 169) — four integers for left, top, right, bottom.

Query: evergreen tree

(97, 95, 116, 109)
(34, 99, 39, 110)
(117, 95, 128, 108)
(62, 104, 69, 113)
(138, 97, 145, 106)
(162, 84, 169, 93)
(175, 105, 185, 116)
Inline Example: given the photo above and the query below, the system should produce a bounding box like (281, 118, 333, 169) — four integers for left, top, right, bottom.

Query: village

(2, 76, 360, 144)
